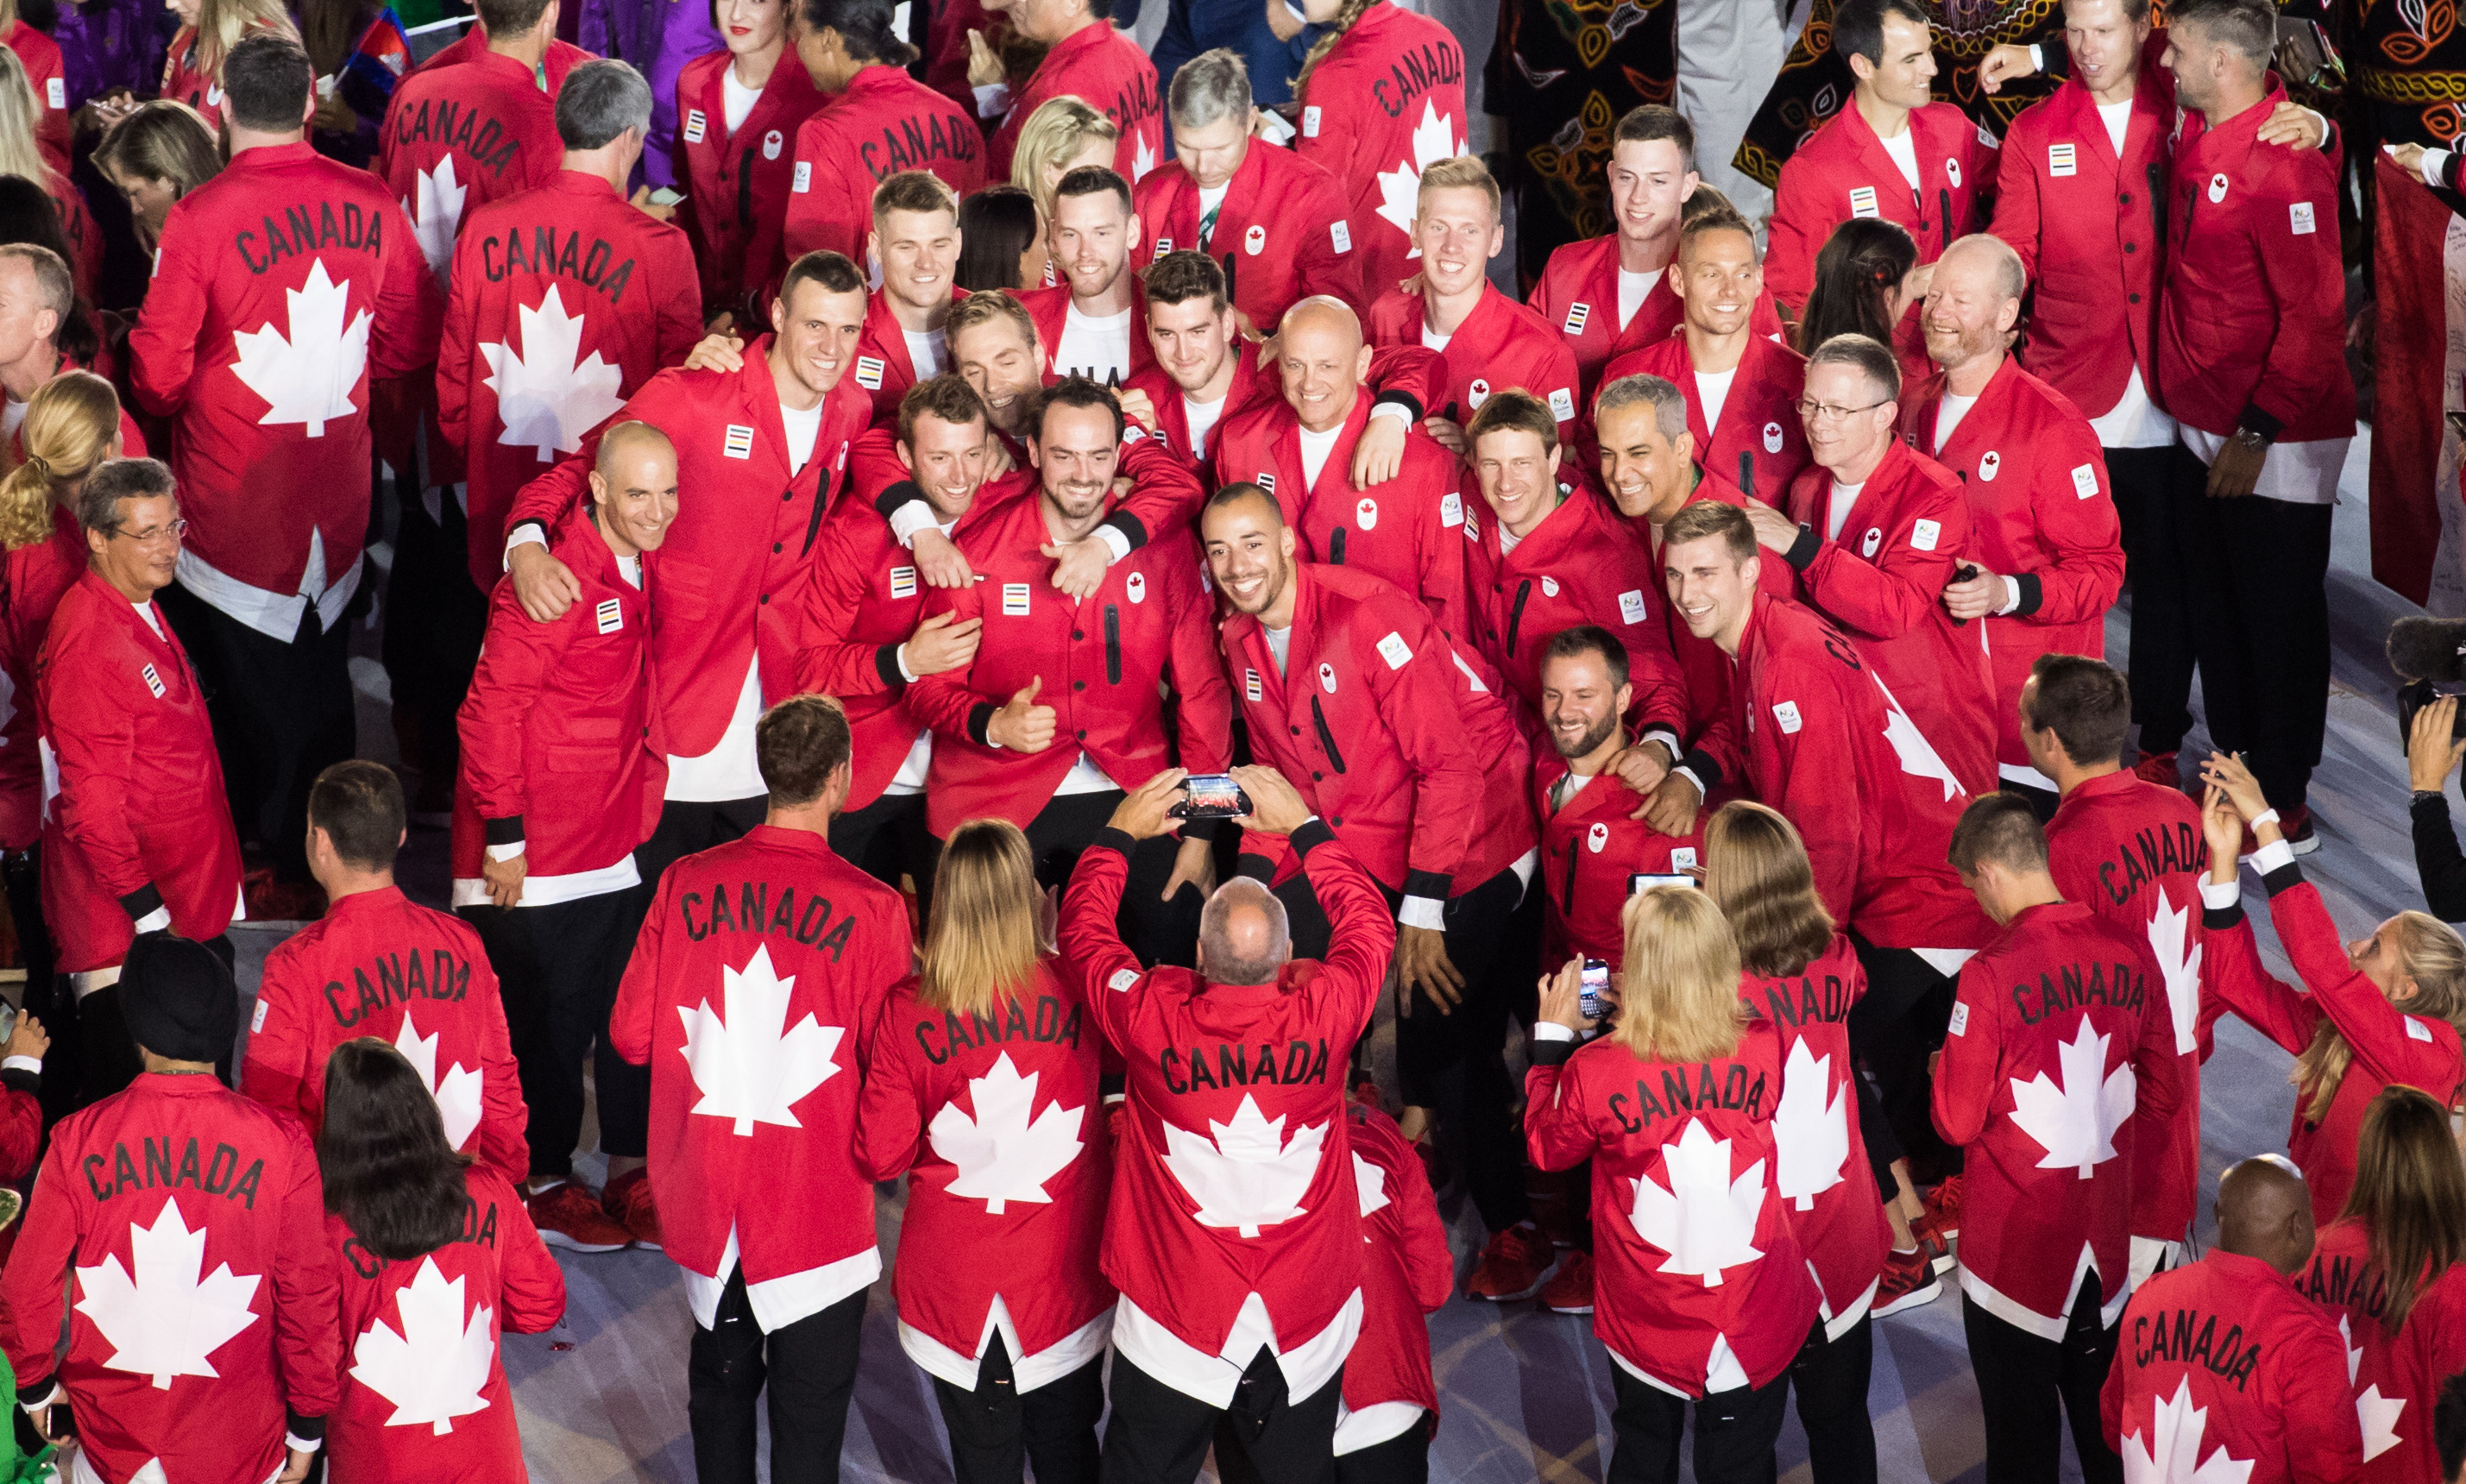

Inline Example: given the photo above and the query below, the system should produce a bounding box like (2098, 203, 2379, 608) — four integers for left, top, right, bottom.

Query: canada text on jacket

(677, 878, 858, 961)
(2004, 959, 2148, 1028)
(1607, 1060, 1771, 1135)
(236, 201, 387, 276)
(321, 947, 474, 1029)
(2093, 823, 2210, 915)
(85, 1136, 269, 1209)
(476, 223, 642, 305)
(910, 992, 1085, 1066)
(392, 99, 531, 182)
(1160, 1038, 1333, 1094)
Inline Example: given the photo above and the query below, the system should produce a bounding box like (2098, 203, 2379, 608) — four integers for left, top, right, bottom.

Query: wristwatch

(2231, 427, 2268, 453)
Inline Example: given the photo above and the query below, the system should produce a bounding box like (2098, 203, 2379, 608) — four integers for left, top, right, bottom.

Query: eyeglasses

(107, 519, 186, 544)
(1795, 399, 1893, 423)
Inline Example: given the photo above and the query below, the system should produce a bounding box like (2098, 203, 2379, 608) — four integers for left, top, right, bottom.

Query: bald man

(1900, 236, 2123, 814)
(1212, 298, 1475, 639)
(2099, 1156, 2362, 1483)
(454, 419, 679, 1253)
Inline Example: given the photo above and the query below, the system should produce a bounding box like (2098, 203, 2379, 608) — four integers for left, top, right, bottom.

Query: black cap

(121, 936, 236, 1066)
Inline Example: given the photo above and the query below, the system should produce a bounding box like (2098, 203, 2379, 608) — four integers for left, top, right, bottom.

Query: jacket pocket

(1310, 695, 1347, 775)
(1104, 604, 1122, 685)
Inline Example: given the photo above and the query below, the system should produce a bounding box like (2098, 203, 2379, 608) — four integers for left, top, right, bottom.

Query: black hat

(121, 936, 236, 1066)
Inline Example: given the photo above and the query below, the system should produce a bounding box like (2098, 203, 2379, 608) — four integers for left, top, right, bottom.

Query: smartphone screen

(1629, 873, 1698, 895)
(1578, 959, 1608, 1021)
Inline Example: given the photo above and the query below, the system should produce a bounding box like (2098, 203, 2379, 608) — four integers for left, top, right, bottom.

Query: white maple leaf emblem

(927, 1052, 1085, 1214)
(1773, 1038, 1850, 1211)
(393, 1009, 482, 1150)
(2009, 1016, 2136, 1178)
(350, 1255, 496, 1435)
(1159, 1093, 1327, 1238)
(1872, 670, 1965, 802)
(1353, 1151, 1390, 1217)
(676, 944, 846, 1136)
(123, 1463, 169, 1484)
(2123, 1377, 2255, 1484)
(481, 285, 626, 463)
(410, 154, 465, 286)
(74, 1201, 262, 1389)
(1132, 131, 1159, 182)
(1374, 100, 1463, 255)
(2338, 1313, 2408, 1460)
(1627, 1117, 1767, 1286)
(230, 257, 371, 437)
(2148, 889, 2204, 1056)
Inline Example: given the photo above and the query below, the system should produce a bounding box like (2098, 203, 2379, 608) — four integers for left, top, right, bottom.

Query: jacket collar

(227, 140, 318, 173)
(325, 883, 410, 921)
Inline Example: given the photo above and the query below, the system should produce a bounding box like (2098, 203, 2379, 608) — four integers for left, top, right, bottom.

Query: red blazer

(1214, 391, 1473, 640)
(2296, 1219, 2466, 1484)
(855, 960, 1115, 1368)
(1060, 823, 1392, 1358)
(1343, 1104, 1450, 1418)
(1289, 2, 1465, 305)
(1602, 329, 1809, 503)
(2045, 770, 2208, 1244)
(457, 505, 664, 879)
(128, 141, 442, 594)
(243, 884, 528, 1185)
(1933, 900, 2183, 1329)
(2155, 86, 2355, 444)
(0, 1074, 343, 1484)
(158, 23, 220, 129)
(1132, 140, 1361, 330)
(1899, 355, 2123, 769)
(676, 48, 829, 327)
(907, 465, 1230, 837)
(1533, 235, 1788, 406)
(1221, 563, 1535, 902)
(1531, 754, 1703, 970)
(376, 50, 567, 283)
(852, 286, 967, 427)
(1365, 285, 1582, 450)
(36, 573, 241, 973)
(1725, 592, 1987, 951)
(324, 1167, 566, 1482)
(610, 825, 914, 1292)
(0, 506, 93, 849)
(1645, 471, 1790, 789)
(1765, 98, 1999, 311)
(1526, 1019, 1819, 1395)
(438, 169, 703, 588)
(987, 21, 1163, 186)
(1777, 436, 1999, 800)
(2202, 868, 2466, 1228)
(783, 64, 987, 281)
(1019, 280, 1155, 385)
(505, 339, 872, 758)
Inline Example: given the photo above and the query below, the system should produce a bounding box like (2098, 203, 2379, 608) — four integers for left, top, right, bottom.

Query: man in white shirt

(1020, 167, 1147, 385)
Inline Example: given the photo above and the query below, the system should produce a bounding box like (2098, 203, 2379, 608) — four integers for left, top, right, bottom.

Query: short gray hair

(1169, 48, 1251, 131)
(1807, 332, 1901, 402)
(0, 244, 71, 327)
(2169, 0, 2274, 69)
(1597, 374, 1689, 440)
(78, 457, 175, 536)
(1947, 233, 2026, 304)
(1198, 877, 1290, 985)
(557, 60, 652, 152)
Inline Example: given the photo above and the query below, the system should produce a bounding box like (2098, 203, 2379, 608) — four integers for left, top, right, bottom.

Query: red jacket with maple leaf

(986, 21, 1162, 187)
(2293, 1217, 2466, 1484)
(1221, 563, 1535, 905)
(0, 505, 100, 850)
(610, 824, 914, 1298)
(1777, 436, 1999, 800)
(1342, 1103, 1449, 1421)
(1526, 1017, 1819, 1396)
(2101, 1247, 2361, 1484)
(1531, 755, 1703, 971)
(323, 1166, 566, 1483)
(1288, 1, 1464, 305)
(2200, 865, 2466, 1229)
(1601, 330, 1809, 506)
(410, 30, 592, 90)
(1645, 469, 1787, 785)
(377, 51, 565, 274)
(1365, 285, 1582, 450)
(2045, 770, 2208, 1245)
(907, 467, 1230, 837)
(242, 884, 529, 1186)
(1899, 356, 2123, 770)
(1059, 822, 1393, 1359)
(1131, 139, 1360, 330)
(437, 169, 703, 588)
(676, 48, 828, 327)
(1722, 591, 1986, 951)
(1213, 391, 1473, 640)
(1765, 99, 1998, 313)
(783, 64, 987, 281)
(127, 141, 443, 595)
(854, 959, 1115, 1374)
(1019, 280, 1155, 385)
(1739, 935, 1890, 1329)
(0, 1073, 343, 1484)
(36, 573, 241, 974)
(505, 340, 871, 758)
(851, 286, 968, 427)
(1932, 900, 2184, 1333)
(1532, 236, 1789, 406)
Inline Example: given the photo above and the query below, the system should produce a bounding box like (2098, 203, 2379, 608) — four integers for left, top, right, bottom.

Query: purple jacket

(53, 0, 166, 110)
(576, 0, 718, 186)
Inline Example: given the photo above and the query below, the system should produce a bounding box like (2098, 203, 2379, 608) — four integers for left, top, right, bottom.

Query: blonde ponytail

(0, 371, 121, 550)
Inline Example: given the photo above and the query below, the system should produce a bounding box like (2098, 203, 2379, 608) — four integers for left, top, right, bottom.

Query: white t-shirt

(1054, 305, 1134, 384)
(1264, 624, 1292, 676)
(905, 328, 947, 380)
(1420, 324, 1452, 352)
(616, 553, 642, 588)
(1826, 480, 1865, 541)
(1197, 183, 1229, 246)
(1297, 422, 1343, 490)
(1878, 129, 1921, 192)
(780, 399, 822, 474)
(2089, 365, 2177, 450)
(2096, 97, 2132, 156)
(1500, 527, 1525, 555)
(1934, 391, 1979, 450)
(1695, 367, 1737, 436)
(134, 601, 163, 639)
(1550, 768, 1595, 814)
(722, 65, 760, 134)
(1185, 393, 1228, 460)
(1617, 268, 1658, 331)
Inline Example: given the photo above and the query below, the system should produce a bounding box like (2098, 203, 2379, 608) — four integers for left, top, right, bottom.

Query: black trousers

(831, 790, 940, 928)
(1215, 1407, 1429, 1484)
(1100, 1349, 1342, 1484)
(3, 846, 72, 1125)
(380, 482, 487, 805)
(927, 1335, 1102, 1484)
(1788, 1316, 1876, 1484)
(1962, 1269, 2123, 1484)
(689, 1273, 866, 1484)
(2108, 444, 2197, 759)
(1846, 936, 1960, 1180)
(1607, 1352, 1792, 1484)
(1009, 790, 1204, 969)
(155, 579, 356, 882)
(2180, 469, 2334, 812)
(459, 882, 652, 1176)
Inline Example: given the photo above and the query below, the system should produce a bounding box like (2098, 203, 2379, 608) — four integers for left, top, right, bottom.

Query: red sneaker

(528, 1183, 631, 1253)
(1908, 1211, 1956, 1275)
(1922, 1175, 1962, 1241)
(2282, 805, 2320, 855)
(1465, 1223, 1555, 1302)
(2131, 751, 2181, 791)
(1538, 1249, 1595, 1314)
(1873, 1246, 1943, 1317)
(601, 1166, 663, 1250)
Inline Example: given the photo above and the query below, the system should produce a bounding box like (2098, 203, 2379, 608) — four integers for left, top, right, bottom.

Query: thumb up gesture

(987, 676, 1057, 752)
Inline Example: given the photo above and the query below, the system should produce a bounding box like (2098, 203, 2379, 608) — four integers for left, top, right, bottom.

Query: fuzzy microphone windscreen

(2387, 616, 2466, 682)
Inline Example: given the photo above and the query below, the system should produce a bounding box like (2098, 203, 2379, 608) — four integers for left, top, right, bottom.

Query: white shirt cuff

(888, 500, 938, 547)
(1639, 726, 1681, 758)
(2424, 148, 2454, 185)
(485, 842, 525, 863)
(2200, 880, 2243, 911)
(2, 1055, 40, 1074)
(1094, 525, 1131, 563)
(2303, 107, 2328, 142)
(19, 1382, 59, 1412)
(285, 1433, 322, 1455)
(504, 525, 548, 565)
(133, 905, 172, 934)
(1670, 765, 1704, 797)
(1398, 895, 1446, 932)
(1995, 577, 2022, 616)
(2028, 43, 2043, 71)
(895, 643, 916, 683)
(1368, 401, 1412, 426)
(1533, 1022, 1576, 1043)
(2249, 839, 2295, 876)
(974, 81, 1010, 117)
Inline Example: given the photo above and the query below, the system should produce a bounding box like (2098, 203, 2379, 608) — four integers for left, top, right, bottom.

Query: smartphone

(1169, 773, 1251, 819)
(649, 186, 684, 207)
(1629, 872, 1698, 895)
(2399, 678, 2466, 751)
(1578, 959, 1609, 1022)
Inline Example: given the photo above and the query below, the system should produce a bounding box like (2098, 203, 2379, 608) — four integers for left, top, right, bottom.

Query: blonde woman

(1010, 94, 1117, 285)
(91, 99, 222, 253)
(159, 0, 298, 132)
(2199, 750, 2466, 1226)
(0, 49, 98, 297)
(856, 819, 1110, 1484)
(1526, 886, 1818, 1484)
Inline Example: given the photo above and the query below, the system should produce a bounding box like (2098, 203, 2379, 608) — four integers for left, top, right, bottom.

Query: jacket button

(759, 594, 770, 604)
(1290, 725, 1301, 735)
(2118, 192, 2131, 204)
(1073, 630, 1085, 641)
(2123, 242, 2136, 253)
(1073, 680, 1085, 691)
(1312, 770, 1324, 782)
(1331, 817, 1342, 827)
(773, 542, 783, 553)
(2128, 292, 2141, 305)
(782, 490, 792, 501)
(1076, 728, 1087, 740)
